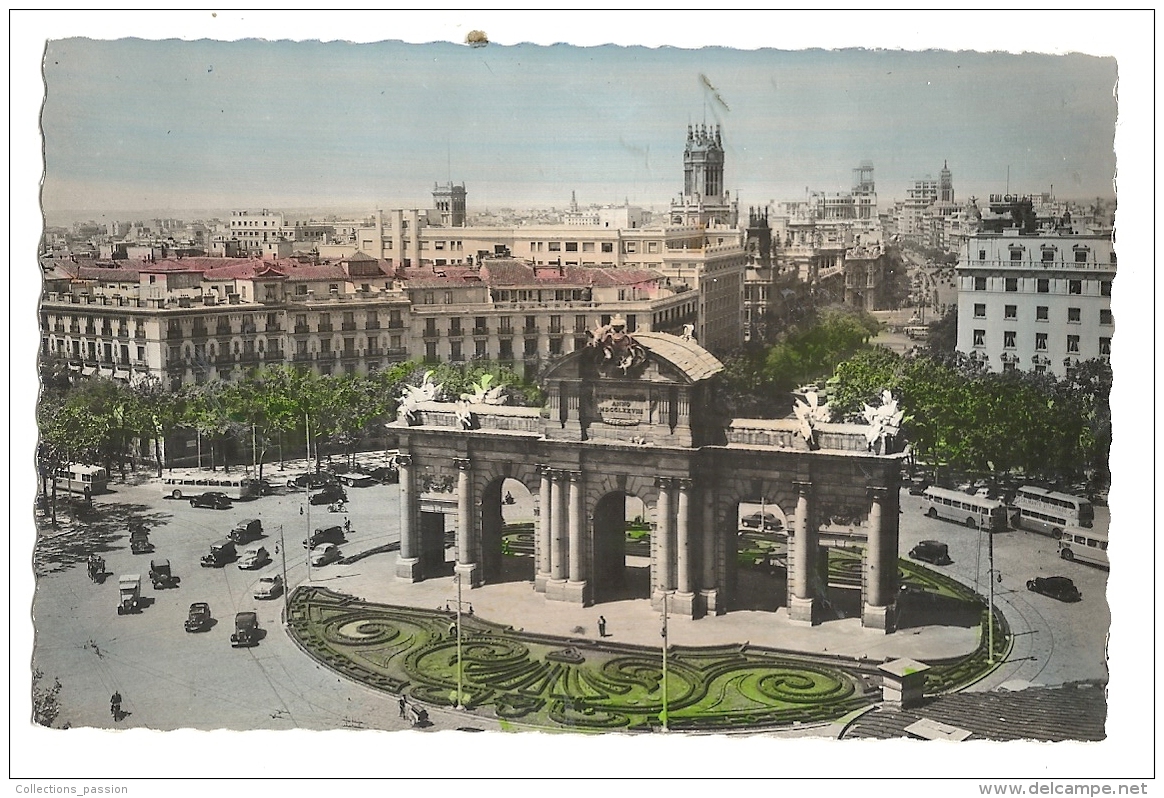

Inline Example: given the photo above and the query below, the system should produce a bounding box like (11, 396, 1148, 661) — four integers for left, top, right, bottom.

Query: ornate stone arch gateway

(393, 322, 906, 631)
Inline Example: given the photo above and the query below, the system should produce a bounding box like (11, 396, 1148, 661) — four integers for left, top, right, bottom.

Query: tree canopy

(828, 349, 1111, 487)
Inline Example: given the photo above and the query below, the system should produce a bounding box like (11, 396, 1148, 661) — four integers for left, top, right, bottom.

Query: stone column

(700, 486, 721, 614)
(535, 464, 552, 592)
(788, 480, 818, 624)
(563, 470, 591, 605)
(549, 471, 566, 581)
(453, 458, 480, 587)
(671, 479, 696, 617)
(568, 472, 583, 583)
(653, 478, 674, 606)
(395, 454, 422, 581)
(862, 486, 894, 631)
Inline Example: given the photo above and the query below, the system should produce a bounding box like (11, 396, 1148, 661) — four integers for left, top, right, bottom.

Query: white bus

(1013, 485, 1094, 539)
(53, 464, 109, 496)
(921, 486, 1009, 531)
(1058, 528, 1109, 569)
(160, 473, 260, 501)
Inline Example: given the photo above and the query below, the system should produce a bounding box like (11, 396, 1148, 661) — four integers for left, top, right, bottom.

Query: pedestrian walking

(398, 696, 407, 718)
(344, 518, 351, 535)
(110, 691, 121, 721)
(598, 616, 607, 637)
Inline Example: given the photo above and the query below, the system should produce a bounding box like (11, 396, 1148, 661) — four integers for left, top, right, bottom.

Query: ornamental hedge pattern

(287, 550, 1009, 732)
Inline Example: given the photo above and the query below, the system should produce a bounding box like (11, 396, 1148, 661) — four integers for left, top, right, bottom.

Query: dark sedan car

(309, 483, 347, 506)
(287, 472, 338, 490)
(909, 540, 952, 566)
(1026, 576, 1082, 602)
(189, 491, 233, 510)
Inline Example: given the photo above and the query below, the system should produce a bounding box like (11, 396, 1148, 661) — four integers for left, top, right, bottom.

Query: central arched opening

(480, 477, 536, 584)
(592, 492, 650, 603)
(729, 499, 790, 612)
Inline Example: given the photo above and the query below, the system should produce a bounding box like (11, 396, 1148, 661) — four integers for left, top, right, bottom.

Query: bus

(1013, 485, 1094, 539)
(921, 486, 1009, 531)
(160, 473, 260, 501)
(904, 326, 929, 341)
(53, 464, 109, 496)
(1058, 528, 1109, 569)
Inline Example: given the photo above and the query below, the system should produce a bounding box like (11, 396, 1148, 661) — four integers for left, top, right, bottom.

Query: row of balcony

(289, 348, 408, 363)
(46, 351, 151, 370)
(291, 321, 402, 334)
(166, 324, 278, 340)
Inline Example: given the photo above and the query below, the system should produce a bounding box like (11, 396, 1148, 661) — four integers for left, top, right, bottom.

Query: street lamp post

(660, 592, 669, 731)
(987, 526, 996, 665)
(453, 572, 464, 709)
(279, 524, 289, 619)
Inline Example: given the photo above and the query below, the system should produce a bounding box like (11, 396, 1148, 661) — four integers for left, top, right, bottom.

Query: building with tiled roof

(38, 251, 702, 393)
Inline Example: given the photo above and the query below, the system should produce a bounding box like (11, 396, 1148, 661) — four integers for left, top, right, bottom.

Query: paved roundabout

(286, 549, 1011, 733)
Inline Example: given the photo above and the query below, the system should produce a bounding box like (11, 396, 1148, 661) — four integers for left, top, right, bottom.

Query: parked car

(1026, 576, 1082, 602)
(360, 465, 399, 484)
(149, 558, 181, 588)
(190, 492, 233, 510)
(230, 612, 260, 647)
(740, 511, 782, 532)
(287, 472, 337, 490)
(303, 525, 346, 549)
(229, 518, 264, 545)
(200, 539, 238, 568)
(309, 483, 348, 506)
(256, 478, 277, 496)
(310, 543, 342, 567)
(337, 472, 377, 488)
(908, 479, 931, 496)
(908, 540, 952, 566)
(237, 545, 271, 570)
(254, 574, 283, 599)
(184, 602, 212, 632)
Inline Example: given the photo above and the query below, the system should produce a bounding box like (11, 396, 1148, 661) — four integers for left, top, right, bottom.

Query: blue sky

(40, 36, 1116, 220)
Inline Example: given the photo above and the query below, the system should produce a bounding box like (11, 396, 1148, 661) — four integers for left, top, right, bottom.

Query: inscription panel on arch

(597, 393, 649, 427)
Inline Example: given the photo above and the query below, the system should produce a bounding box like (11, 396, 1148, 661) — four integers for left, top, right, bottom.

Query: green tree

(926, 307, 958, 355)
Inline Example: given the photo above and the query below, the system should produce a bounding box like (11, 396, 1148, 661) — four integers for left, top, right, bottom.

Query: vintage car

(237, 545, 272, 571)
(129, 524, 154, 555)
(254, 574, 283, 600)
(149, 558, 181, 589)
(190, 491, 233, 510)
(1026, 576, 1082, 603)
(230, 612, 260, 647)
(184, 602, 212, 632)
(116, 574, 142, 615)
(229, 518, 264, 544)
(86, 553, 106, 583)
(336, 472, 377, 488)
(286, 472, 338, 491)
(309, 483, 348, 506)
(739, 511, 782, 532)
(909, 540, 953, 566)
(200, 539, 238, 568)
(303, 525, 346, 549)
(310, 543, 342, 567)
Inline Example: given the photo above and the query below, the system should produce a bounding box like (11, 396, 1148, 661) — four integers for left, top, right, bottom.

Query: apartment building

(39, 252, 705, 388)
(955, 228, 1115, 377)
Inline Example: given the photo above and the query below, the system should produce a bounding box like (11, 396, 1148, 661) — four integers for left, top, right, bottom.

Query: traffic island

(285, 564, 1012, 733)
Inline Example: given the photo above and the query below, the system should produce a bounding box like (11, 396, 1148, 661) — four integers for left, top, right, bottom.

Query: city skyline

(41, 39, 1116, 223)
(14, 11, 1153, 785)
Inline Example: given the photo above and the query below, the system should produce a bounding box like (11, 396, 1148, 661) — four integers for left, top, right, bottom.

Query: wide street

(30, 459, 1109, 732)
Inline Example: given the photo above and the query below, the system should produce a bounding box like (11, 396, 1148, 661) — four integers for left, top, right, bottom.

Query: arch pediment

(543, 331, 723, 387)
